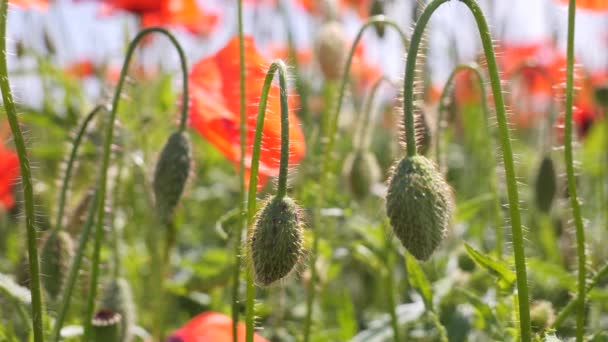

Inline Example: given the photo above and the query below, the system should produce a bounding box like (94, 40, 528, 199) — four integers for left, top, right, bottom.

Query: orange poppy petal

(168, 311, 268, 342)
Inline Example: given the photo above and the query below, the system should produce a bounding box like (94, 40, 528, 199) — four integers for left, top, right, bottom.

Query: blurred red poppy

(98, 0, 162, 16)
(65, 59, 96, 79)
(556, 0, 608, 11)
(350, 42, 381, 92)
(140, 0, 219, 36)
(0, 125, 19, 211)
(167, 311, 268, 342)
(9, 0, 48, 10)
(189, 35, 306, 188)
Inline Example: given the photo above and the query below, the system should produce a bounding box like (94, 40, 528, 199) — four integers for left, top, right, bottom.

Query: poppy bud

(343, 150, 380, 199)
(100, 278, 136, 342)
(534, 155, 557, 213)
(457, 250, 475, 272)
(370, 0, 386, 38)
(530, 300, 555, 333)
(250, 196, 304, 286)
(386, 155, 453, 260)
(153, 131, 192, 224)
(43, 29, 56, 55)
(594, 84, 608, 107)
(15, 40, 25, 59)
(40, 230, 74, 300)
(315, 21, 347, 81)
(92, 309, 122, 342)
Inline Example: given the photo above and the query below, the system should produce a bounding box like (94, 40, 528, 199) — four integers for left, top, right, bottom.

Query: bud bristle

(250, 196, 304, 286)
(385, 156, 453, 260)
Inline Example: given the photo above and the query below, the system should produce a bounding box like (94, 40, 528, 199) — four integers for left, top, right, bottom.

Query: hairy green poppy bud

(370, 0, 386, 37)
(92, 309, 122, 342)
(594, 84, 608, 107)
(250, 196, 304, 286)
(153, 131, 192, 224)
(40, 230, 74, 300)
(530, 300, 555, 333)
(457, 251, 476, 272)
(100, 278, 136, 342)
(386, 155, 452, 261)
(534, 155, 557, 213)
(343, 151, 381, 199)
(315, 21, 347, 81)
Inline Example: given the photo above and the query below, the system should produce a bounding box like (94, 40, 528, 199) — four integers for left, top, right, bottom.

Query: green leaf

(464, 242, 515, 289)
(455, 193, 494, 223)
(527, 258, 576, 292)
(405, 253, 433, 309)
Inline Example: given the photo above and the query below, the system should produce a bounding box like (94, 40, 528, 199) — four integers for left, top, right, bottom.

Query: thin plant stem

(408, 0, 531, 339)
(356, 76, 395, 151)
(552, 262, 608, 329)
(232, 0, 247, 339)
(435, 64, 503, 258)
(244, 61, 291, 342)
(51, 192, 98, 342)
(563, 1, 586, 340)
(82, 27, 190, 341)
(383, 232, 400, 342)
(303, 17, 408, 341)
(53, 105, 106, 233)
(0, 1, 44, 340)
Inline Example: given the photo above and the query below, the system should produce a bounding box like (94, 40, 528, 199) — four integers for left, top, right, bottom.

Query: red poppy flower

(0, 126, 19, 211)
(9, 0, 48, 10)
(267, 44, 313, 67)
(294, 0, 371, 17)
(350, 42, 382, 92)
(556, 0, 608, 11)
(167, 312, 268, 342)
(65, 59, 96, 79)
(189, 36, 306, 188)
(98, 0, 162, 16)
(140, 0, 219, 36)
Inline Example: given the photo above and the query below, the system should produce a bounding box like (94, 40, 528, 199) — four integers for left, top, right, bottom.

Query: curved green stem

(552, 262, 608, 329)
(408, 0, 530, 339)
(51, 191, 98, 342)
(356, 76, 395, 151)
(83, 27, 190, 341)
(435, 64, 503, 258)
(563, 1, 586, 340)
(53, 105, 106, 233)
(0, 1, 44, 340)
(232, 0, 247, 339)
(244, 61, 291, 342)
(303, 17, 409, 341)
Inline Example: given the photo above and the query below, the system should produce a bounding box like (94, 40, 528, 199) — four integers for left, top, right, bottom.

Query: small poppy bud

(92, 309, 122, 342)
(386, 156, 453, 261)
(43, 29, 56, 55)
(315, 21, 347, 81)
(153, 131, 192, 224)
(370, 0, 386, 38)
(343, 151, 380, 199)
(534, 155, 557, 213)
(457, 251, 476, 272)
(250, 196, 304, 286)
(594, 84, 608, 107)
(15, 40, 25, 59)
(40, 230, 74, 300)
(100, 278, 136, 342)
(530, 300, 555, 333)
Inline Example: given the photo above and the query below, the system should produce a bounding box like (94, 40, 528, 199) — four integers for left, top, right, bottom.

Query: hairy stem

(0, 1, 44, 340)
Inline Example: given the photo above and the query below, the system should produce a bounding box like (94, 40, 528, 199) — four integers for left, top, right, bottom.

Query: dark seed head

(153, 131, 192, 225)
(385, 155, 453, 261)
(250, 196, 304, 286)
(534, 155, 557, 213)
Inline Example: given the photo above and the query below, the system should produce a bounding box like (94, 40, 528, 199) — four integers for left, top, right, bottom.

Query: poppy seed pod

(250, 196, 304, 286)
(92, 309, 122, 342)
(386, 155, 453, 261)
(100, 278, 136, 342)
(534, 155, 557, 213)
(153, 131, 192, 224)
(343, 151, 381, 199)
(315, 21, 348, 81)
(40, 230, 74, 300)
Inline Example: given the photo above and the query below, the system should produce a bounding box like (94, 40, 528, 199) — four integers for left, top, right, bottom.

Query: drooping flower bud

(370, 0, 386, 38)
(153, 131, 192, 224)
(534, 155, 557, 213)
(250, 196, 304, 286)
(386, 155, 453, 260)
(92, 309, 122, 342)
(100, 278, 136, 342)
(343, 151, 381, 199)
(315, 21, 347, 81)
(40, 230, 74, 300)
